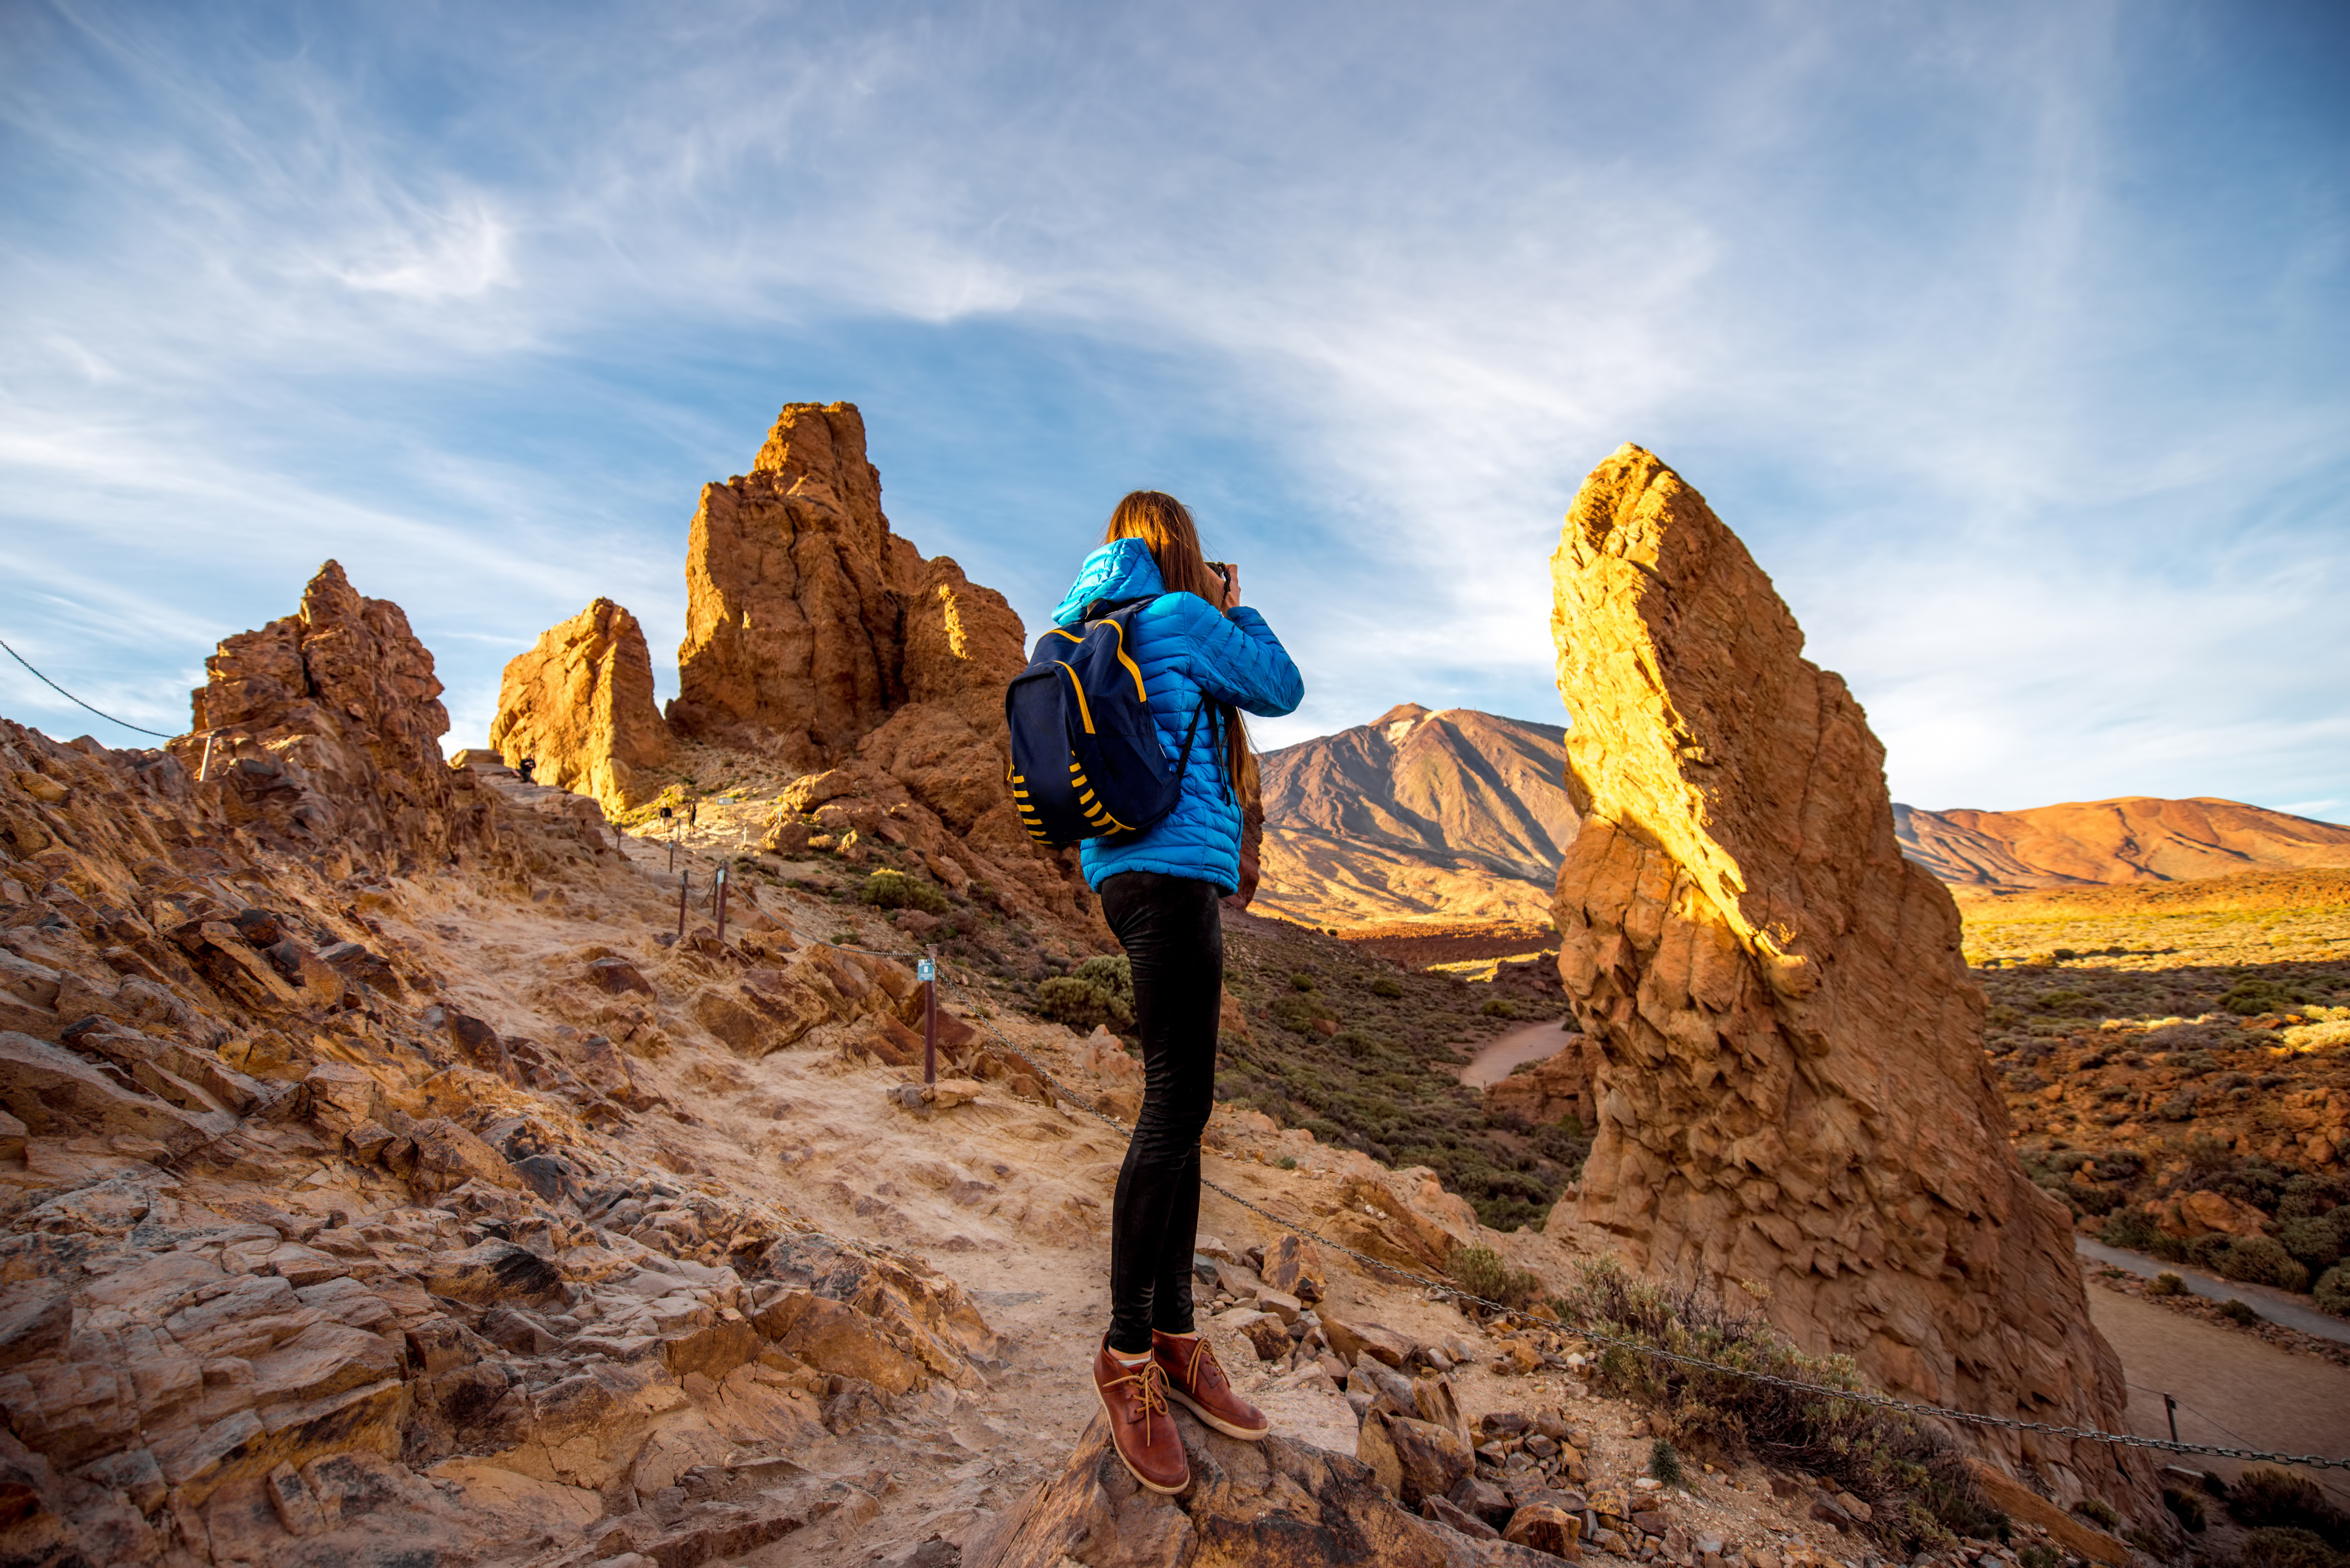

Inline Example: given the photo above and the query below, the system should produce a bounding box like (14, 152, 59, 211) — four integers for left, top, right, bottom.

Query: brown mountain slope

(1254, 703, 1579, 926)
(1894, 796, 2350, 890)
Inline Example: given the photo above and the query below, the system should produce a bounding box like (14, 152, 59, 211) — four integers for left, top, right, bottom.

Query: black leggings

(1099, 870, 1224, 1354)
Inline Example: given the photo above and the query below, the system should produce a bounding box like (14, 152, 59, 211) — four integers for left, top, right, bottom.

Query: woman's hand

(1217, 561, 1241, 610)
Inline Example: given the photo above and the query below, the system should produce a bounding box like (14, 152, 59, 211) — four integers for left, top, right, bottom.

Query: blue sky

(3, 1, 2344, 817)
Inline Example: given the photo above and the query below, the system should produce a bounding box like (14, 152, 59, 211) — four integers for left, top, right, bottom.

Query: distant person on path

(1051, 490, 1304, 1494)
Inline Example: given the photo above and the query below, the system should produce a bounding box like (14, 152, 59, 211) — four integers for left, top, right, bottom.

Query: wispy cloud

(0, 0, 2343, 818)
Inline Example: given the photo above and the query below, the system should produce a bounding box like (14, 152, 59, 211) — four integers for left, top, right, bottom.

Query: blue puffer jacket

(1051, 539, 1304, 893)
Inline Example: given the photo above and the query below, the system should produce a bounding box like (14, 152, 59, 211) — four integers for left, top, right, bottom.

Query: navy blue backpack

(1004, 598, 1208, 846)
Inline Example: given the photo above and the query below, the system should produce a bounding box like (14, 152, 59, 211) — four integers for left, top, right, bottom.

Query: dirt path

(2085, 1282, 2350, 1508)
(1459, 1018, 1576, 1086)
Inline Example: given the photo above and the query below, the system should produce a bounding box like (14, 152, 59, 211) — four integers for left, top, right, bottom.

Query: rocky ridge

(1544, 445, 2155, 1516)
(1896, 799, 2350, 893)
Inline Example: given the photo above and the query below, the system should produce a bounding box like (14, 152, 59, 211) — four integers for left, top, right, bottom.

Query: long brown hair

(1103, 491, 1260, 808)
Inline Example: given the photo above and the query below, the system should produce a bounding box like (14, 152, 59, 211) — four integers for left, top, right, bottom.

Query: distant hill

(1893, 796, 2350, 890)
(1256, 703, 2350, 926)
(1253, 704, 1579, 927)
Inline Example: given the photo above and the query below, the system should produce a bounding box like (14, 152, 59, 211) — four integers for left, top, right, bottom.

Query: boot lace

(1104, 1357, 1172, 1445)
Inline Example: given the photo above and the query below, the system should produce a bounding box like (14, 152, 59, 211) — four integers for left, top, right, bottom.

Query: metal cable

(0, 635, 175, 738)
(908, 970, 2350, 1472)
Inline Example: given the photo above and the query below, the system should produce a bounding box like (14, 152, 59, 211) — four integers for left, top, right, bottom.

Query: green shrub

(2317, 1264, 2350, 1318)
(2149, 1272, 2184, 1296)
(1370, 976, 1404, 998)
(1275, 1155, 1297, 1170)
(2241, 1528, 2344, 1568)
(2073, 1498, 2119, 1528)
(1559, 1260, 2001, 1550)
(2218, 1236, 2312, 1293)
(1290, 972, 1318, 991)
(1035, 959, 1136, 1032)
(1481, 996, 1518, 1019)
(2101, 1208, 2159, 1250)
(2220, 1298, 2261, 1326)
(2283, 1211, 2350, 1276)
(2231, 1468, 2350, 1549)
(1265, 994, 1333, 1033)
(2018, 1545, 2058, 1568)
(858, 868, 949, 914)
(1648, 1438, 1686, 1487)
(2189, 1234, 2234, 1273)
(2162, 1487, 2207, 1532)
(1447, 1243, 1544, 1311)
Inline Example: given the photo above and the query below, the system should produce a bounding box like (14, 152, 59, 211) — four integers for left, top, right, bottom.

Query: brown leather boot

(1093, 1339, 1189, 1494)
(1154, 1329, 1268, 1441)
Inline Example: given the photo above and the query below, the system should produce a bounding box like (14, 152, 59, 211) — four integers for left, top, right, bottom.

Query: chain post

(677, 870, 689, 941)
(715, 863, 728, 944)
(922, 943, 938, 1084)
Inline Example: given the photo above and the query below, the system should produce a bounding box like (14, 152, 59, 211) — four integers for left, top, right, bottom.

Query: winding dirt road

(2086, 1283, 2350, 1508)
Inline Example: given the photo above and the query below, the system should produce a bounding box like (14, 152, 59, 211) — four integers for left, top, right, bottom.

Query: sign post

(920, 948, 938, 1085)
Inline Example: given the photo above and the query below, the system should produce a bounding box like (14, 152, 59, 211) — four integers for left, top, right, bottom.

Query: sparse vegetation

(1648, 1438, 1686, 1487)
(1559, 1259, 2005, 1551)
(1035, 954, 1136, 1032)
(1215, 917, 1578, 1229)
(2229, 1468, 2350, 1551)
(1447, 1242, 1545, 1311)
(858, 867, 950, 914)
(1963, 873, 2350, 1314)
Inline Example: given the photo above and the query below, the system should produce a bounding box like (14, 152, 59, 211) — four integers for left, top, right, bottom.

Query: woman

(1051, 490, 1304, 1494)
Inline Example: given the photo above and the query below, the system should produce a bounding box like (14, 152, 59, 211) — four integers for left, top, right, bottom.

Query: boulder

(967, 1408, 1485, 1568)
(1261, 1233, 1327, 1304)
(1545, 445, 2147, 1506)
(489, 597, 675, 815)
(1504, 1502, 1584, 1560)
(1321, 1316, 1415, 1369)
(1358, 1408, 1473, 1508)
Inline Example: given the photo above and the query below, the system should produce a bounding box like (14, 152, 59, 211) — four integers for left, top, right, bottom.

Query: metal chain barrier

(894, 968, 2350, 1472)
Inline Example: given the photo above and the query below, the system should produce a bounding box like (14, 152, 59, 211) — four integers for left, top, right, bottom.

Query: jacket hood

(1052, 538, 1164, 627)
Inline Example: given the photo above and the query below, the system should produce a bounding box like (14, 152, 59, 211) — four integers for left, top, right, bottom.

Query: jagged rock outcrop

(1546, 445, 2148, 1505)
(670, 401, 1023, 772)
(168, 561, 491, 875)
(2, 674, 1003, 1563)
(675, 401, 1102, 933)
(489, 598, 674, 815)
(966, 1408, 1549, 1568)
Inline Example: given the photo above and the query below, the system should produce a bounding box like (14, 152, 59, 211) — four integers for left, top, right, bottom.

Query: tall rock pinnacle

(1548, 445, 2147, 1503)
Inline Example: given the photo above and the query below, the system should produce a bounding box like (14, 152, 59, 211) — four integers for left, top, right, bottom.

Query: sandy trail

(1460, 1017, 1576, 1086)
(2085, 1282, 2350, 1508)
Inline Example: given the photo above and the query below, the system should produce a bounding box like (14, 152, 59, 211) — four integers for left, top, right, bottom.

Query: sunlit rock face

(1547, 444, 2149, 1505)
(491, 598, 674, 815)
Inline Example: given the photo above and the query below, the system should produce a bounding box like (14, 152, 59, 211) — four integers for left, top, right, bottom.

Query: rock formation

(1546, 445, 2149, 1505)
(669, 401, 1021, 772)
(673, 401, 1103, 933)
(1256, 706, 1579, 928)
(489, 598, 674, 815)
(965, 1407, 1549, 1568)
(1894, 796, 2350, 891)
(168, 561, 492, 876)
(0, 589, 1009, 1561)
